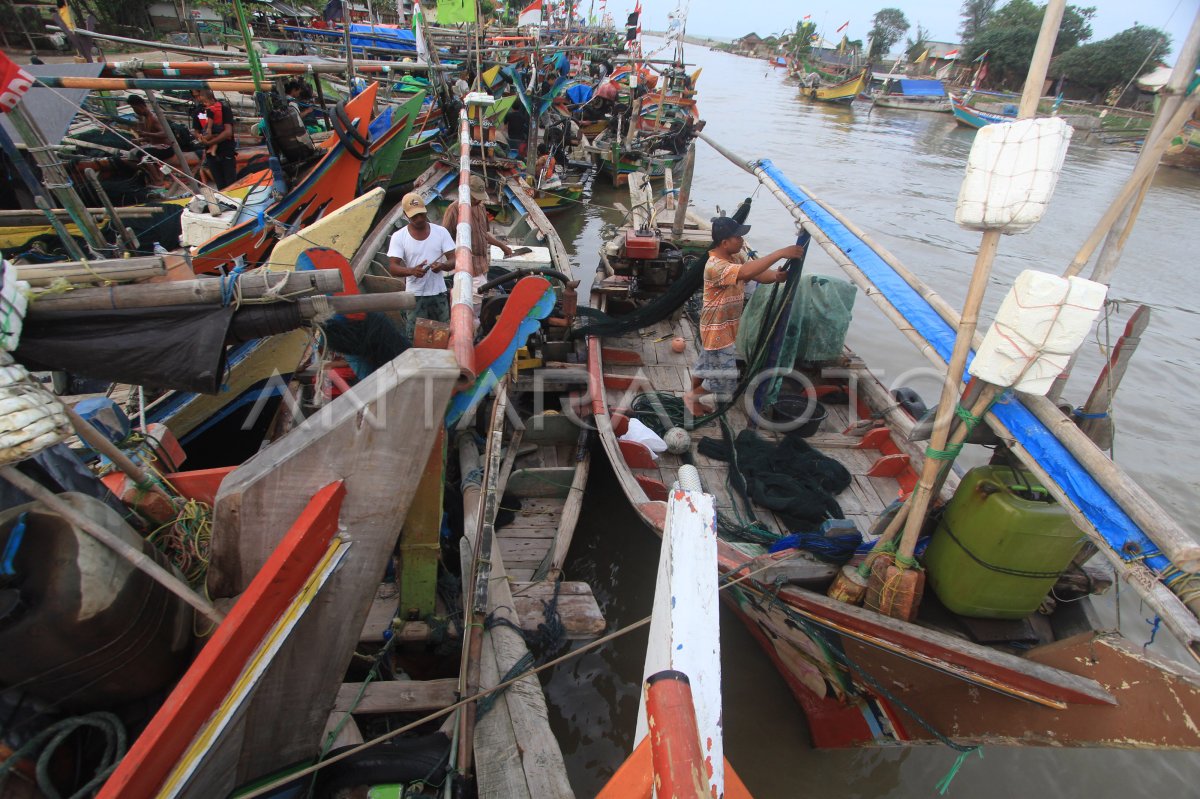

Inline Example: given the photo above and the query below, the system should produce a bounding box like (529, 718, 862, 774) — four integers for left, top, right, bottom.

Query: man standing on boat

(190, 88, 237, 190)
(387, 193, 457, 339)
(683, 217, 805, 416)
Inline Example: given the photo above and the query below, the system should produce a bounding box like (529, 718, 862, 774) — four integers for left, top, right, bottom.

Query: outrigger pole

(697, 125, 1200, 658)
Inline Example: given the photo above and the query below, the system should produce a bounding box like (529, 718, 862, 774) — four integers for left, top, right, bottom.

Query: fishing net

(572, 253, 704, 338)
(321, 313, 411, 376)
(793, 275, 856, 363)
(698, 427, 851, 531)
(736, 273, 856, 395)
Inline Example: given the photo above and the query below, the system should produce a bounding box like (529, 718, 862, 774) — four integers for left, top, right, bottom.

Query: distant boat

(950, 93, 1013, 128)
(872, 79, 950, 113)
(805, 69, 868, 104)
(1163, 119, 1200, 171)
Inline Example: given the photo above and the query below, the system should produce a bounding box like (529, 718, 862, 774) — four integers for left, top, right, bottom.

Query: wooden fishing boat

(189, 83, 379, 274)
(582, 160, 1200, 752)
(357, 91, 428, 193)
(871, 79, 951, 113)
(1163, 118, 1200, 171)
(950, 93, 1011, 128)
(597, 466, 754, 799)
(144, 187, 386, 445)
(805, 69, 868, 104)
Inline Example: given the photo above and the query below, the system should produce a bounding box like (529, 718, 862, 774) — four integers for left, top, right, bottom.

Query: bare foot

(683, 390, 709, 417)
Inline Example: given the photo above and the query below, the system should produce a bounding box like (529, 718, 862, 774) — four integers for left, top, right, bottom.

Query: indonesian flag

(518, 0, 542, 26)
(803, 14, 811, 20)
(944, 48, 960, 59)
(836, 20, 849, 33)
(0, 52, 33, 114)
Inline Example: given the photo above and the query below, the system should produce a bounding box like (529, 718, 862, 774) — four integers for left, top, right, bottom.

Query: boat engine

(604, 227, 685, 293)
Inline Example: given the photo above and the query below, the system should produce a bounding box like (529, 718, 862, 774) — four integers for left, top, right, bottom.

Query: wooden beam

(511, 581, 605, 639)
(27, 270, 345, 313)
(15, 256, 166, 287)
(333, 679, 459, 715)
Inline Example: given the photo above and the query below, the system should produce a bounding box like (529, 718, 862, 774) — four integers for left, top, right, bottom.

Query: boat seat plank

(519, 413, 581, 443)
(333, 678, 458, 715)
(360, 585, 460, 644)
(497, 524, 558, 539)
(510, 581, 606, 640)
(499, 537, 555, 564)
(506, 467, 577, 498)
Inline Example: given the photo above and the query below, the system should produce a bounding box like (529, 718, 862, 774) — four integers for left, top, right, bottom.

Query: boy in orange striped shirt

(683, 217, 805, 417)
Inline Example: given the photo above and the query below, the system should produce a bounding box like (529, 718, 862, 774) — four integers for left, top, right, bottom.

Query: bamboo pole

(15, 256, 167, 286)
(1088, 10, 1200, 287)
(27, 270, 344, 312)
(449, 108, 477, 388)
(33, 76, 259, 92)
(6, 105, 108, 253)
(0, 466, 224, 626)
(700, 135, 1200, 587)
(109, 60, 445, 75)
(0, 124, 88, 261)
(671, 141, 695, 237)
(0, 207, 160, 223)
(83, 169, 139, 253)
(29, 197, 90, 262)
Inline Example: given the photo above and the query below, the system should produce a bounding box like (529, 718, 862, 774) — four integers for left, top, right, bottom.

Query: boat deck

(599, 314, 902, 551)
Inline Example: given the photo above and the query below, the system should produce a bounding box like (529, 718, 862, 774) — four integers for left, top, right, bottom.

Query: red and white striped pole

(449, 107, 476, 388)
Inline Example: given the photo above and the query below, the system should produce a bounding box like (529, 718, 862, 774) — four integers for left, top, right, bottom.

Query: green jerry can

(923, 465, 1084, 619)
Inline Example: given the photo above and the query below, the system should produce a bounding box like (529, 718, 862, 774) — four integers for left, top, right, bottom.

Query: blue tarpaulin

(565, 83, 594, 105)
(896, 79, 946, 97)
(754, 157, 1174, 576)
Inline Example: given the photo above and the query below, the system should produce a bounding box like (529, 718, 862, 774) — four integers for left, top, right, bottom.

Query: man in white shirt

(387, 192, 457, 340)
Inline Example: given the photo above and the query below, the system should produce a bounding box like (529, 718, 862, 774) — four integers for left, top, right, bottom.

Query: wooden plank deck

(602, 314, 901, 549)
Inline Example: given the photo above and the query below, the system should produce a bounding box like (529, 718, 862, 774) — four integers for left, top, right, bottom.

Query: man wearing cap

(468, 174, 514, 277)
(387, 192, 457, 339)
(683, 217, 806, 417)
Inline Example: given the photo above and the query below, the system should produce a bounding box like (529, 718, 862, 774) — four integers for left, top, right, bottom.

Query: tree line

(782, 0, 1171, 104)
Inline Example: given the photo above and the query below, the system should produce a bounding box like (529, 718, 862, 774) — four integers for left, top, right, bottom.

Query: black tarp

(16, 304, 236, 394)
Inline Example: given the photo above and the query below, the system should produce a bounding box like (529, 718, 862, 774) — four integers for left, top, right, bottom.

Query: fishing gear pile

(698, 427, 852, 530)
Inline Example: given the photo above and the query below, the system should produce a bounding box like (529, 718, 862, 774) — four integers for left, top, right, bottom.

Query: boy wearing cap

(387, 193, 457, 339)
(683, 218, 806, 417)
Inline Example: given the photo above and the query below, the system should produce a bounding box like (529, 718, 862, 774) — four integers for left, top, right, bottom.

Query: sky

(628, 0, 1198, 61)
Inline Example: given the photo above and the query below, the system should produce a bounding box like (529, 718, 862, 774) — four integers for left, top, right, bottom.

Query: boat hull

(872, 96, 950, 113)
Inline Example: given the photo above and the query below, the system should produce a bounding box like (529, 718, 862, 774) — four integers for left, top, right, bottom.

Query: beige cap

(401, 192, 427, 218)
(469, 174, 488, 202)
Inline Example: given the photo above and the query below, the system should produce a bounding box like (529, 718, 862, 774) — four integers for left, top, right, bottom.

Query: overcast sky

(628, 0, 1198, 62)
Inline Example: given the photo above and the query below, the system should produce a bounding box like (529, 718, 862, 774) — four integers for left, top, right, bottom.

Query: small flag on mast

(836, 20, 849, 33)
(0, 51, 34, 113)
(518, 0, 543, 26)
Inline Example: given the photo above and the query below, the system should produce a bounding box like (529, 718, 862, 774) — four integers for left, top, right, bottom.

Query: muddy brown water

(544, 38, 1200, 798)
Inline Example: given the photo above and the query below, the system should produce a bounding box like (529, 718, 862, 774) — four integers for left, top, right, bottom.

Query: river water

(544, 38, 1200, 798)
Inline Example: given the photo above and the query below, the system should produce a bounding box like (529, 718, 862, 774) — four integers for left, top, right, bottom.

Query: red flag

(0, 52, 34, 113)
(836, 21, 849, 33)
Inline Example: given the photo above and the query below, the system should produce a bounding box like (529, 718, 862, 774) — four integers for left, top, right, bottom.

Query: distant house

(732, 32, 762, 55)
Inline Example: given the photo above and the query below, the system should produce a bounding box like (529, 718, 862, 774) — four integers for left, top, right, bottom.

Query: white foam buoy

(969, 269, 1107, 395)
(956, 117, 1073, 234)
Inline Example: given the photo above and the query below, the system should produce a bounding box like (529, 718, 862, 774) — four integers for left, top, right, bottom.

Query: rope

(477, 578, 569, 718)
(235, 555, 793, 799)
(937, 520, 1069, 579)
(0, 712, 127, 799)
(744, 578, 982, 793)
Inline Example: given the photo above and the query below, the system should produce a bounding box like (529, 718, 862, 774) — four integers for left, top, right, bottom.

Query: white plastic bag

(620, 417, 668, 460)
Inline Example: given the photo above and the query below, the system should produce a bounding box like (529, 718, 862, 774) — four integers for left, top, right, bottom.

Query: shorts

(144, 146, 175, 161)
(405, 293, 450, 339)
(693, 344, 738, 397)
